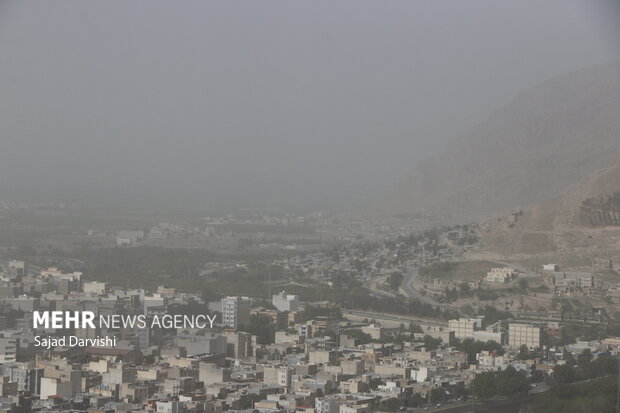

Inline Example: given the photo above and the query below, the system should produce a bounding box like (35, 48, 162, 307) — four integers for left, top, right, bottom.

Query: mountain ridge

(395, 62, 620, 220)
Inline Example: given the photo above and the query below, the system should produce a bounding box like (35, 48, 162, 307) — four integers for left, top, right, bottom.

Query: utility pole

(428, 385, 431, 407)
(616, 354, 620, 413)
(471, 372, 476, 413)
(268, 264, 272, 299)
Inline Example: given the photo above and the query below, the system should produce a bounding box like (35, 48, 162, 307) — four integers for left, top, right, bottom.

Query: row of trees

(533, 375, 616, 413)
(551, 351, 617, 385)
(472, 366, 530, 399)
(532, 352, 618, 413)
(580, 192, 620, 226)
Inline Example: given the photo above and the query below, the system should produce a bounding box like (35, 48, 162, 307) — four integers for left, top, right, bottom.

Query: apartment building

(508, 323, 541, 348)
(221, 296, 250, 329)
(272, 291, 299, 312)
(448, 318, 483, 340)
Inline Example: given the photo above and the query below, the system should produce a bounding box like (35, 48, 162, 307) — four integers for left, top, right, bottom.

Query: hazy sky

(1, 1, 619, 211)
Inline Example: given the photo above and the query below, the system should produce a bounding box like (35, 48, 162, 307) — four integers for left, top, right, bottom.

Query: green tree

(409, 323, 423, 334)
(423, 335, 442, 351)
(239, 314, 275, 344)
(517, 344, 530, 360)
(578, 355, 617, 380)
(472, 372, 497, 399)
(496, 366, 530, 396)
(472, 367, 529, 399)
(479, 305, 512, 324)
(388, 272, 404, 290)
(404, 393, 425, 407)
(379, 397, 401, 412)
(533, 375, 616, 413)
(451, 382, 469, 399)
(577, 349, 592, 367)
(238, 394, 262, 409)
(430, 388, 447, 402)
(344, 329, 372, 345)
(553, 364, 576, 384)
(460, 303, 475, 315)
(143, 354, 155, 365)
(369, 378, 383, 390)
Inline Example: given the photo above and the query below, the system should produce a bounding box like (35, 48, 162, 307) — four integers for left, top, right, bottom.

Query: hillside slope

(479, 159, 620, 257)
(396, 62, 620, 219)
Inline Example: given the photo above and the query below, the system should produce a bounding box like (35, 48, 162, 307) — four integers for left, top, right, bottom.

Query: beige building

(308, 350, 337, 366)
(340, 404, 370, 413)
(8, 260, 26, 277)
(486, 267, 516, 283)
(262, 365, 293, 390)
(199, 363, 231, 385)
(0, 377, 17, 397)
(509, 323, 541, 348)
(419, 325, 453, 343)
(448, 318, 483, 340)
(340, 379, 368, 394)
(373, 364, 410, 378)
(83, 281, 106, 295)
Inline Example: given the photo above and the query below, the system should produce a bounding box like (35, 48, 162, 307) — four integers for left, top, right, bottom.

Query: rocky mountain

(396, 62, 620, 220)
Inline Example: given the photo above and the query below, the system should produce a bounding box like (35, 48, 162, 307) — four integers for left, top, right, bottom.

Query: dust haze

(1, 1, 619, 212)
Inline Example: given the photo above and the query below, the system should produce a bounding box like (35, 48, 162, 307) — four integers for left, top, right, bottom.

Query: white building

(117, 230, 144, 244)
(262, 365, 293, 390)
(0, 337, 18, 363)
(83, 281, 106, 295)
(116, 237, 132, 246)
(143, 294, 167, 314)
(478, 351, 505, 369)
(221, 296, 250, 329)
(473, 330, 504, 344)
(272, 291, 299, 312)
(411, 367, 432, 382)
(40, 267, 82, 281)
(40, 377, 74, 400)
(157, 401, 182, 413)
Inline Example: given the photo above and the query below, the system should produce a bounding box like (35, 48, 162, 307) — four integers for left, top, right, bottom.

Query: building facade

(509, 323, 541, 348)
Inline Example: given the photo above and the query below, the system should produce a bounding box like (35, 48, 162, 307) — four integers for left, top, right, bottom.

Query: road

(400, 265, 457, 310)
(365, 285, 397, 299)
(411, 383, 548, 412)
(343, 309, 448, 328)
(0, 257, 43, 276)
(398, 264, 571, 322)
(410, 394, 536, 412)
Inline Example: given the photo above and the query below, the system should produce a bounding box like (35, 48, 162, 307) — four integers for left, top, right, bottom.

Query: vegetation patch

(533, 375, 616, 413)
(419, 260, 496, 281)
